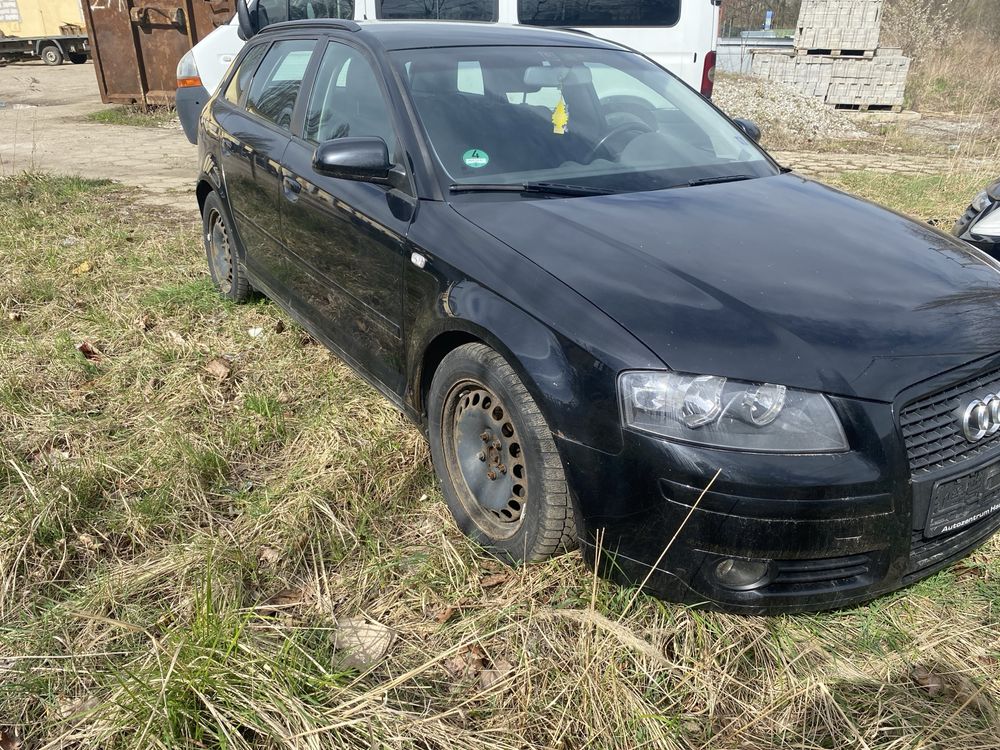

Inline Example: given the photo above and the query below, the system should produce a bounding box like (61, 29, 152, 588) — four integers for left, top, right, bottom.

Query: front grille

(900, 368, 1000, 474)
(906, 511, 1000, 581)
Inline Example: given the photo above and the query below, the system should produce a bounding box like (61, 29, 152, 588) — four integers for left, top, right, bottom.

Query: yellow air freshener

(552, 96, 568, 135)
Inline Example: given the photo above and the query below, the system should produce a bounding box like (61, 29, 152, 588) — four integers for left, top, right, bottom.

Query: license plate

(928, 459, 1000, 537)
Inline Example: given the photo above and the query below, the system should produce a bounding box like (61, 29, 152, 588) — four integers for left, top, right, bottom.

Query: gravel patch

(714, 73, 872, 145)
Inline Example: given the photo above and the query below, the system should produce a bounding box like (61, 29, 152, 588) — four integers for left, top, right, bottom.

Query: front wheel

(41, 45, 63, 66)
(428, 343, 578, 564)
(202, 191, 251, 302)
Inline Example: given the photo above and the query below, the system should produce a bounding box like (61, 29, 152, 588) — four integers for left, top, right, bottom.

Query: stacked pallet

(750, 0, 909, 112)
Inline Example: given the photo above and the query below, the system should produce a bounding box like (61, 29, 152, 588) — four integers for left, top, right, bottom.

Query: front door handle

(282, 175, 302, 201)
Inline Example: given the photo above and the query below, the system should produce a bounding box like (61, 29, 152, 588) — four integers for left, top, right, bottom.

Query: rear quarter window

(224, 43, 268, 105)
(518, 0, 681, 27)
(377, 0, 497, 21)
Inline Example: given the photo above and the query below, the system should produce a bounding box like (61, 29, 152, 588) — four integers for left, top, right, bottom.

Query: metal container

(83, 0, 234, 105)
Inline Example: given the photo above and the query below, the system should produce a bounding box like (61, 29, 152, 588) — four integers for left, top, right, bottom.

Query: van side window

(289, 0, 355, 19)
(303, 42, 397, 153)
(245, 39, 316, 130)
(256, 0, 288, 28)
(377, 0, 497, 21)
(224, 43, 268, 105)
(518, 0, 681, 27)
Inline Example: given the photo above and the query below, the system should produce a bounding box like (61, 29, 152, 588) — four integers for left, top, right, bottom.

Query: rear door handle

(282, 175, 302, 201)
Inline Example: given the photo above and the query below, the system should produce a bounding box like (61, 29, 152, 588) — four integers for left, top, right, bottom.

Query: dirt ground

(0, 61, 197, 216)
(0, 60, 992, 220)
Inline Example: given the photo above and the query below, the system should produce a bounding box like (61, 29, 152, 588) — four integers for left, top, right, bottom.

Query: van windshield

(394, 45, 775, 194)
(518, 0, 681, 27)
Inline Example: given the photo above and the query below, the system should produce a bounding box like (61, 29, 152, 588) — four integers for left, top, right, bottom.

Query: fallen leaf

(259, 587, 306, 617)
(135, 313, 153, 332)
(71, 260, 93, 275)
(0, 728, 21, 750)
(7, 311, 21, 322)
(480, 573, 508, 589)
(432, 605, 457, 624)
(165, 330, 185, 345)
(75, 340, 102, 362)
(248, 327, 264, 338)
(444, 643, 486, 680)
(333, 618, 395, 670)
(204, 357, 232, 380)
(258, 546, 281, 566)
(909, 663, 992, 715)
(78, 533, 102, 552)
(274, 319, 286, 334)
(479, 658, 514, 691)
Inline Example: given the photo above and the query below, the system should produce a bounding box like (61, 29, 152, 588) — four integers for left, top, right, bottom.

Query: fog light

(714, 558, 772, 590)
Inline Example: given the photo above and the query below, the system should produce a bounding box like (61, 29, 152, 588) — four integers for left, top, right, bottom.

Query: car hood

(452, 173, 1000, 401)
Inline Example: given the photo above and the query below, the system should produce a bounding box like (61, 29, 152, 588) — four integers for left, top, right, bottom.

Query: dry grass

(2, 173, 1000, 749)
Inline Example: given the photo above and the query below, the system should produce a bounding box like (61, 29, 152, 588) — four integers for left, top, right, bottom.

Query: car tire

(41, 45, 63, 66)
(428, 342, 578, 564)
(202, 191, 251, 303)
(68, 52, 88, 64)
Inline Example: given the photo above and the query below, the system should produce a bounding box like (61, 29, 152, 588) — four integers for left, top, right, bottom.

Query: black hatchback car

(195, 20, 1000, 613)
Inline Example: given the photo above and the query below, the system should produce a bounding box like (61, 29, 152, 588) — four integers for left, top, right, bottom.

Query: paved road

(0, 61, 198, 217)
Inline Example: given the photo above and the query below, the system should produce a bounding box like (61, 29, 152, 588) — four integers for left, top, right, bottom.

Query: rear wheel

(202, 191, 250, 302)
(40, 45, 63, 66)
(68, 52, 88, 64)
(428, 343, 577, 563)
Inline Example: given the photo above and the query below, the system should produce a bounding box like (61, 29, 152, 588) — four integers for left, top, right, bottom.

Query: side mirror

(312, 137, 391, 183)
(733, 117, 762, 143)
(236, 0, 255, 41)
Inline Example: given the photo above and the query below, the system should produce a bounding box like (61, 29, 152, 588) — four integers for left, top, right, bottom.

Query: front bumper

(557, 389, 1000, 614)
(177, 83, 210, 145)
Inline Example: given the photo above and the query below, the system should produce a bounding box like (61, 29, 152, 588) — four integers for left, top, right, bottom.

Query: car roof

(258, 19, 628, 52)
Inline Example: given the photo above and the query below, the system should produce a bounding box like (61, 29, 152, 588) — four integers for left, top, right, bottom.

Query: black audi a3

(195, 20, 1000, 613)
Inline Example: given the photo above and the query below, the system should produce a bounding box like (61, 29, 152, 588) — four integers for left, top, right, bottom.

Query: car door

(279, 39, 414, 397)
(216, 38, 317, 288)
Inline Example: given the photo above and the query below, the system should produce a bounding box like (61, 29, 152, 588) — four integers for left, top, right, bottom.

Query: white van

(177, 0, 721, 143)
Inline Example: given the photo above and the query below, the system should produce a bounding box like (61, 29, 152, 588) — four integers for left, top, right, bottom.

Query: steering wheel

(584, 120, 654, 163)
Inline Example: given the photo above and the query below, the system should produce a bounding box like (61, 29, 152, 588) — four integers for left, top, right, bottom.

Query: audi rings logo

(961, 394, 1000, 442)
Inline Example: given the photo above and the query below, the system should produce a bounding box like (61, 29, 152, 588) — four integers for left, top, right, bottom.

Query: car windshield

(392, 45, 777, 193)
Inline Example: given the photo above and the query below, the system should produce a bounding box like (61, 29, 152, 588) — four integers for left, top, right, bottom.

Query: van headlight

(619, 371, 848, 452)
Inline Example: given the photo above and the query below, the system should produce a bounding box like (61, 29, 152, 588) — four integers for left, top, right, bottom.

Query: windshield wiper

(449, 181, 614, 197)
(687, 174, 755, 187)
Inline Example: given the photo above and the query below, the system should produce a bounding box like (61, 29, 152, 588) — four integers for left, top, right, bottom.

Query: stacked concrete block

(749, 0, 909, 111)
(795, 0, 884, 53)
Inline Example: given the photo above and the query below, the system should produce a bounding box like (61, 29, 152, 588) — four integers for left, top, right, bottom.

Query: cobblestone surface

(0, 61, 197, 218)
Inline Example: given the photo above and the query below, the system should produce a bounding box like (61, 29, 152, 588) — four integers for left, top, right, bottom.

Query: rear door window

(245, 39, 316, 130)
(377, 0, 497, 21)
(518, 0, 681, 27)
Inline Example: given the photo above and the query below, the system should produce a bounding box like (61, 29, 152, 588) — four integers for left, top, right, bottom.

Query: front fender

(404, 203, 662, 455)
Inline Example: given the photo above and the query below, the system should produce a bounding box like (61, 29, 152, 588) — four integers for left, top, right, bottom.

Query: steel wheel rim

(206, 208, 234, 295)
(443, 380, 528, 539)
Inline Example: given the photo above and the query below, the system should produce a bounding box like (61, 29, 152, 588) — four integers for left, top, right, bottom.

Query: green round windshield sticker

(462, 149, 489, 169)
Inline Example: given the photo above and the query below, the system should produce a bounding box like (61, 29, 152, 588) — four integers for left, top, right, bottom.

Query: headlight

(619, 371, 848, 453)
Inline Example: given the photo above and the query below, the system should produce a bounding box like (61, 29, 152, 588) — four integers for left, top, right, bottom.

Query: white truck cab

(177, 0, 721, 143)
